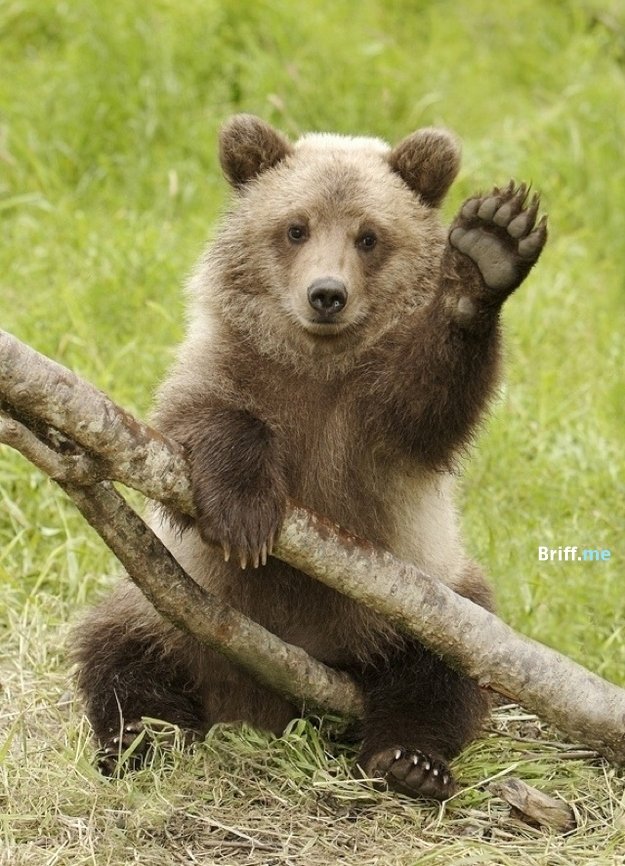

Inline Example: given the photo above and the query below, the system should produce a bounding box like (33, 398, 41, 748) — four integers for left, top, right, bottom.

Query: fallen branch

(0, 408, 362, 719)
(1, 327, 624, 763)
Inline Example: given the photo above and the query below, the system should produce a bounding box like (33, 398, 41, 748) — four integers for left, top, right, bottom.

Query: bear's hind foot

(98, 720, 148, 776)
(97, 719, 197, 776)
(361, 746, 457, 801)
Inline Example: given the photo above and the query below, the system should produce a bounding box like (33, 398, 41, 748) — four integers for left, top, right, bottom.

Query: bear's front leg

(372, 181, 547, 468)
(444, 180, 547, 328)
(186, 406, 288, 569)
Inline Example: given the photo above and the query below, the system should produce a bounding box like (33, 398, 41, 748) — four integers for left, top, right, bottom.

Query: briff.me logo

(538, 546, 612, 562)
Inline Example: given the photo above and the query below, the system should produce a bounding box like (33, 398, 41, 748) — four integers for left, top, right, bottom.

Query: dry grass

(1, 625, 624, 866)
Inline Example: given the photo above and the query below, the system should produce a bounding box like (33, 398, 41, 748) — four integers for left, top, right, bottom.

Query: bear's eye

(357, 232, 377, 251)
(287, 224, 308, 244)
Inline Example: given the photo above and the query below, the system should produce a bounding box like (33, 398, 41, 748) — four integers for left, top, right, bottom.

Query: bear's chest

(277, 396, 395, 544)
(231, 358, 399, 543)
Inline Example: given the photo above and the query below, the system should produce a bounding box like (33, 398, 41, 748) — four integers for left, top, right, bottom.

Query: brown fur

(388, 127, 461, 208)
(219, 113, 293, 188)
(73, 116, 546, 798)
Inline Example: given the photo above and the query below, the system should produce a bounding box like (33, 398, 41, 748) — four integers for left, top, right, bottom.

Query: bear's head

(201, 114, 460, 370)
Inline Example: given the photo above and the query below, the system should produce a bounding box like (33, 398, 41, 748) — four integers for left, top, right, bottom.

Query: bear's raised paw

(449, 180, 547, 297)
(362, 746, 457, 801)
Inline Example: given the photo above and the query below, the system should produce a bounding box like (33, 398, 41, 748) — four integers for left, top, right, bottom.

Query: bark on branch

(1, 327, 624, 763)
(0, 391, 362, 719)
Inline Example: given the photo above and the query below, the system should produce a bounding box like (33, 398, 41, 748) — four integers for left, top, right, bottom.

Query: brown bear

(73, 114, 546, 800)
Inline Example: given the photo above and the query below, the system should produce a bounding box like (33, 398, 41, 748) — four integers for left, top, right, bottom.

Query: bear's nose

(307, 278, 348, 316)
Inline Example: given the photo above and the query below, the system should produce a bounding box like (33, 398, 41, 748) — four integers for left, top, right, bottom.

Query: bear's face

(206, 116, 460, 369)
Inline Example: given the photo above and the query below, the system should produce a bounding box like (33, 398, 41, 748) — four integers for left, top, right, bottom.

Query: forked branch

(1, 327, 624, 763)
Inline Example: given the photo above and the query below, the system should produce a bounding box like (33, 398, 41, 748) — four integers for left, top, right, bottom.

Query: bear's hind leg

(73, 600, 207, 774)
(357, 639, 489, 801)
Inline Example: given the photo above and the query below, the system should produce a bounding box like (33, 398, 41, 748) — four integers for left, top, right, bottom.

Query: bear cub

(74, 115, 546, 800)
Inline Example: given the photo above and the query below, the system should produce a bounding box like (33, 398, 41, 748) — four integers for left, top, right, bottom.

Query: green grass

(1, 0, 624, 863)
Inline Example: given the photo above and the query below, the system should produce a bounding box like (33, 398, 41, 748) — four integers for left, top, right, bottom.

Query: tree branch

(1, 327, 624, 764)
(0, 410, 362, 719)
(60, 480, 363, 718)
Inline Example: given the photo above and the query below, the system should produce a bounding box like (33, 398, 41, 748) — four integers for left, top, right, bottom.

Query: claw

(260, 543, 268, 567)
(252, 551, 260, 569)
(240, 553, 247, 570)
(523, 193, 541, 226)
(513, 181, 528, 205)
(223, 543, 231, 563)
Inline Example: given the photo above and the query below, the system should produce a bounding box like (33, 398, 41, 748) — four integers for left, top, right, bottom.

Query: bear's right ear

(219, 114, 293, 189)
(388, 128, 461, 208)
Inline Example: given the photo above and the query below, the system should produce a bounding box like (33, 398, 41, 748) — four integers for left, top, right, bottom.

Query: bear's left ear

(388, 128, 461, 207)
(219, 114, 293, 189)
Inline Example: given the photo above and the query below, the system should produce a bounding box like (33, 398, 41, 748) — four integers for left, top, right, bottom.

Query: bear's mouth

(303, 319, 350, 337)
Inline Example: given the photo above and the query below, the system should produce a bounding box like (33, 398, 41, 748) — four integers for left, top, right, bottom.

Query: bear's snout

(307, 278, 348, 318)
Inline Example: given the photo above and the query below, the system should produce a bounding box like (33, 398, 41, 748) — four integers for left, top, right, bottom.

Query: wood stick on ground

(489, 777, 577, 833)
(1, 327, 625, 764)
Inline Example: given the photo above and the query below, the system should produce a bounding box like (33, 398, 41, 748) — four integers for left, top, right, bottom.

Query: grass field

(1, 0, 624, 863)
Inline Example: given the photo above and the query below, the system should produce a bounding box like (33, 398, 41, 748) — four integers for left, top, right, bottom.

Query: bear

(73, 114, 546, 800)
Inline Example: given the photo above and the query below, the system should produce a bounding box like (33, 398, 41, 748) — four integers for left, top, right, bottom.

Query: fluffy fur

(73, 115, 546, 799)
